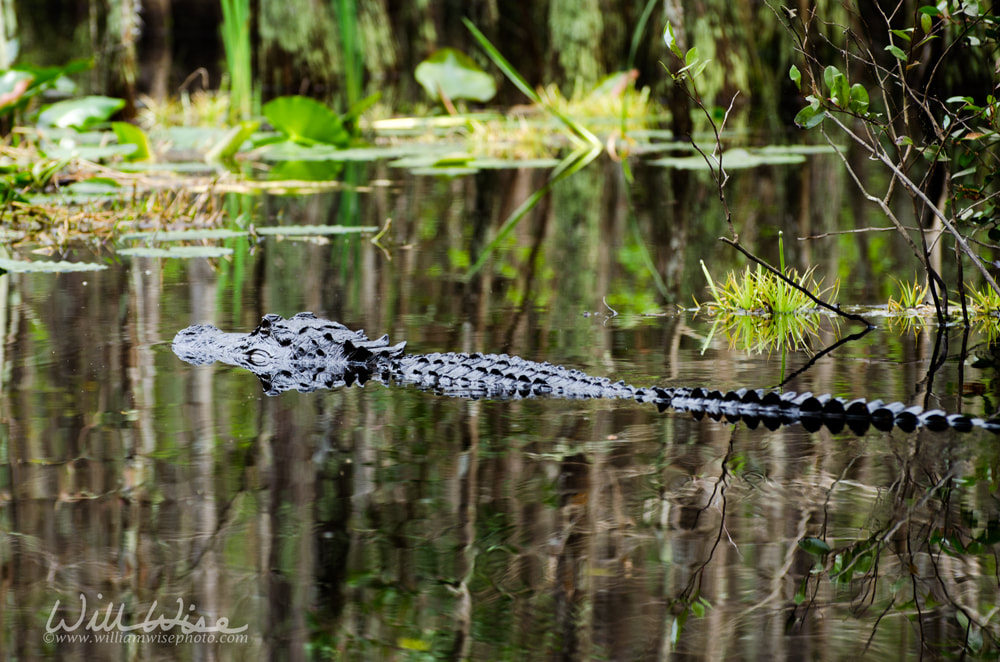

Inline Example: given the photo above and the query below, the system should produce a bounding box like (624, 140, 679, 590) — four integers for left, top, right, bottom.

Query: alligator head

(172, 312, 406, 395)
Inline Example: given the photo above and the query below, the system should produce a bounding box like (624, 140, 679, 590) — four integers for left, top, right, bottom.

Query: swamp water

(2, 159, 1000, 660)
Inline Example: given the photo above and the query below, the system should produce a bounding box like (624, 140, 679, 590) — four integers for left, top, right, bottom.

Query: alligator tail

(633, 387, 1000, 435)
(394, 351, 999, 434)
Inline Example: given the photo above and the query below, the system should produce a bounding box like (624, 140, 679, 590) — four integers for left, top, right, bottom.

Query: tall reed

(220, 0, 253, 121)
(332, 0, 361, 108)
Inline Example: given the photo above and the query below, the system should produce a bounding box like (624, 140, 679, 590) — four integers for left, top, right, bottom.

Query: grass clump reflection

(696, 234, 837, 353)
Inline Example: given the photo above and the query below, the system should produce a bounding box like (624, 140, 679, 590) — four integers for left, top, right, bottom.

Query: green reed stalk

(220, 0, 253, 121)
(333, 0, 361, 108)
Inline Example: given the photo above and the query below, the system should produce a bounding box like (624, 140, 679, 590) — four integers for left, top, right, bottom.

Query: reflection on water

(3, 162, 1000, 660)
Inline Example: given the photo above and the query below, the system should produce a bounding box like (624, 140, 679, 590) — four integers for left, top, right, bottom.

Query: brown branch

(720, 236, 873, 326)
(827, 113, 1000, 297)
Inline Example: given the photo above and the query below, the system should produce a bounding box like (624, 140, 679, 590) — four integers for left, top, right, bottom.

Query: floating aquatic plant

(0, 258, 107, 273)
(118, 246, 234, 258)
(414, 48, 497, 106)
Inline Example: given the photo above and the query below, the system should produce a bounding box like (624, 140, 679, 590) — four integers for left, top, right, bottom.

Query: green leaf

(849, 84, 869, 114)
(789, 64, 801, 91)
(798, 537, 832, 556)
(885, 44, 907, 61)
(793, 105, 826, 129)
(663, 22, 682, 57)
(684, 47, 699, 68)
(205, 120, 260, 162)
(832, 74, 850, 108)
(920, 12, 933, 34)
(823, 66, 841, 91)
(111, 121, 152, 161)
(262, 96, 349, 147)
(341, 92, 380, 125)
(890, 28, 913, 42)
(38, 96, 125, 130)
(918, 5, 942, 16)
(414, 48, 497, 103)
(0, 71, 35, 113)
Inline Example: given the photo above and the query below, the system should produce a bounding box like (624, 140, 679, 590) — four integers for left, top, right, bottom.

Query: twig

(799, 226, 922, 240)
(720, 236, 873, 326)
(774, 326, 874, 389)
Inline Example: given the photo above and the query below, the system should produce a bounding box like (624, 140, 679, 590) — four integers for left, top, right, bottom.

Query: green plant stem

(220, 0, 252, 121)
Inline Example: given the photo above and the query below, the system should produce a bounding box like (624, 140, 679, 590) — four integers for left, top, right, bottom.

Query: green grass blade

(467, 146, 600, 277)
(463, 17, 599, 148)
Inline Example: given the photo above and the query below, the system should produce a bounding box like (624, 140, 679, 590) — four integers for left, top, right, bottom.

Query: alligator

(171, 312, 1000, 435)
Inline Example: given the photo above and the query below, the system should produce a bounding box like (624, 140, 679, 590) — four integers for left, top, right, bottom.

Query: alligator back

(172, 313, 1000, 435)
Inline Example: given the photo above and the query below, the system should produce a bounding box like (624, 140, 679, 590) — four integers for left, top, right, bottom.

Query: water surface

(3, 160, 999, 660)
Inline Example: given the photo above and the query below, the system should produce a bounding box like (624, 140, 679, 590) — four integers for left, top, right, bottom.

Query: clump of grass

(965, 283, 1000, 317)
(536, 74, 655, 129)
(466, 117, 559, 159)
(138, 89, 231, 129)
(888, 276, 928, 312)
(699, 234, 836, 315)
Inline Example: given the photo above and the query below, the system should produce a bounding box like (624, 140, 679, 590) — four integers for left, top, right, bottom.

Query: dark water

(3, 159, 1000, 660)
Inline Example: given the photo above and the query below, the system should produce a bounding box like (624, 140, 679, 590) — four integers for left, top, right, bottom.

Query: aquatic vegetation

(0, 257, 106, 273)
(698, 236, 837, 316)
(704, 307, 824, 354)
(0, 58, 92, 123)
(118, 245, 234, 259)
(887, 276, 928, 312)
(220, 0, 254, 121)
(414, 48, 497, 109)
(464, 18, 601, 151)
(37, 96, 125, 130)
(137, 87, 232, 130)
(781, 3, 1000, 322)
(262, 95, 351, 147)
(965, 283, 1000, 317)
(111, 121, 152, 161)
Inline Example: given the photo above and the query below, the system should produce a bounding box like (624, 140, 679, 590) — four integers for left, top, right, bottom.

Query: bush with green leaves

(778, 1, 999, 321)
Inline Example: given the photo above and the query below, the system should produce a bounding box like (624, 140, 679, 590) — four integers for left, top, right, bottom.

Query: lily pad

(42, 143, 136, 161)
(0, 258, 107, 273)
(415, 48, 496, 103)
(263, 96, 349, 147)
(650, 148, 806, 170)
(409, 166, 479, 177)
(118, 246, 234, 258)
(256, 225, 377, 236)
(259, 141, 431, 163)
(755, 144, 842, 155)
(63, 178, 122, 195)
(120, 229, 248, 241)
(38, 96, 125, 130)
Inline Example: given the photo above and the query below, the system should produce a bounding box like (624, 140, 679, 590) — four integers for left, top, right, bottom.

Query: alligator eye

(247, 348, 271, 366)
